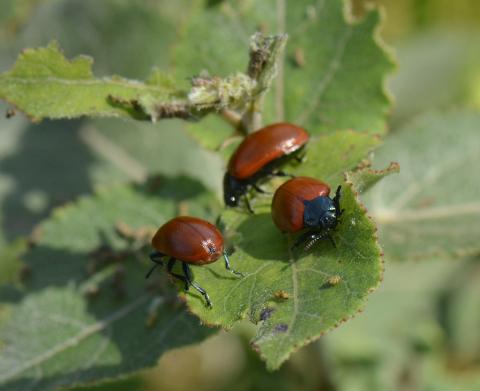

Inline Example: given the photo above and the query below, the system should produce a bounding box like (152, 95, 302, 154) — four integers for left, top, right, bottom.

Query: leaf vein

(0, 294, 150, 383)
(295, 24, 353, 125)
(389, 148, 478, 210)
(222, 262, 272, 313)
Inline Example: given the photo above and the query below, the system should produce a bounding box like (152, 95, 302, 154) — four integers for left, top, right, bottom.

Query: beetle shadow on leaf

(139, 175, 207, 201)
(234, 213, 289, 262)
(135, 175, 220, 219)
(203, 267, 240, 281)
(0, 238, 214, 389)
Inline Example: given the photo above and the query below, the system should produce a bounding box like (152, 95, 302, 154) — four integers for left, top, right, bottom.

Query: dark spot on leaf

(6, 108, 16, 118)
(260, 307, 274, 321)
(274, 324, 288, 333)
(206, 0, 224, 7)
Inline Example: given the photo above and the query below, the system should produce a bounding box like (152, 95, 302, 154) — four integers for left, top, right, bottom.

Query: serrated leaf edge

(250, 180, 385, 370)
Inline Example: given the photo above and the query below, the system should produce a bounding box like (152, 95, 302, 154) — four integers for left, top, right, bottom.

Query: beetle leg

(273, 170, 295, 178)
(252, 183, 271, 195)
(244, 195, 255, 214)
(327, 233, 337, 248)
(150, 251, 164, 262)
(146, 252, 164, 279)
(145, 264, 159, 279)
(167, 258, 189, 291)
(294, 154, 306, 163)
(182, 263, 212, 308)
(223, 250, 244, 277)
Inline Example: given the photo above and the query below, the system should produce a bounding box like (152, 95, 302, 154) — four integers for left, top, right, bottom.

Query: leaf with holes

(365, 110, 480, 261)
(175, 0, 395, 150)
(0, 177, 219, 390)
(178, 131, 386, 369)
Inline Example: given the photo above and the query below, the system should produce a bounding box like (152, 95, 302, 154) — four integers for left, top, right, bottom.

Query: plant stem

(241, 32, 288, 133)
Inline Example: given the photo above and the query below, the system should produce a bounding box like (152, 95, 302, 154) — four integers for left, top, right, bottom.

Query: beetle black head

(303, 196, 339, 230)
(223, 173, 247, 207)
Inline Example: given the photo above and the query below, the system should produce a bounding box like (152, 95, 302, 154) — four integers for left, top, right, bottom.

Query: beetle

(224, 122, 309, 213)
(271, 177, 343, 249)
(146, 216, 243, 307)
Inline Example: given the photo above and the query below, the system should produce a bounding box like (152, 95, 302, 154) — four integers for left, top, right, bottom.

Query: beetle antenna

(304, 234, 322, 251)
(223, 250, 244, 277)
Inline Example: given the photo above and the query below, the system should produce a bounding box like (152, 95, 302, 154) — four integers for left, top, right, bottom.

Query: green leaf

(184, 115, 240, 152)
(322, 258, 463, 390)
(389, 30, 480, 127)
(3, 0, 183, 78)
(0, 41, 261, 122)
(0, 0, 206, 243)
(179, 131, 386, 369)
(0, 238, 27, 286)
(365, 110, 480, 261)
(440, 257, 480, 368)
(346, 161, 400, 194)
(0, 177, 220, 390)
(0, 42, 180, 121)
(176, 0, 395, 147)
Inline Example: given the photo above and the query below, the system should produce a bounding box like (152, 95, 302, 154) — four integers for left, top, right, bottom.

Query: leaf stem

(220, 108, 244, 131)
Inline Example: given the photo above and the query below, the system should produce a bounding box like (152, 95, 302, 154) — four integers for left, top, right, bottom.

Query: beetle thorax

(303, 196, 337, 229)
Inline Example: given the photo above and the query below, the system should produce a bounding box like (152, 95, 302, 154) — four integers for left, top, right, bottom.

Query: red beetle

(271, 177, 343, 249)
(224, 122, 309, 212)
(147, 216, 243, 307)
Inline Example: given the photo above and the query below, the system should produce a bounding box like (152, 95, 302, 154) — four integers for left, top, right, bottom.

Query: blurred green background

(0, 1, 479, 390)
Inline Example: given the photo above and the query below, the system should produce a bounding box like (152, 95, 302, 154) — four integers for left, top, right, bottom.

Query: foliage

(2, 0, 478, 390)
(183, 132, 385, 369)
(0, 178, 219, 390)
(365, 110, 480, 261)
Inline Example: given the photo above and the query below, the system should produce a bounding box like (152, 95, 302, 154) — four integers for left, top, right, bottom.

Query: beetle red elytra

(271, 177, 343, 250)
(224, 122, 309, 213)
(147, 216, 243, 307)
